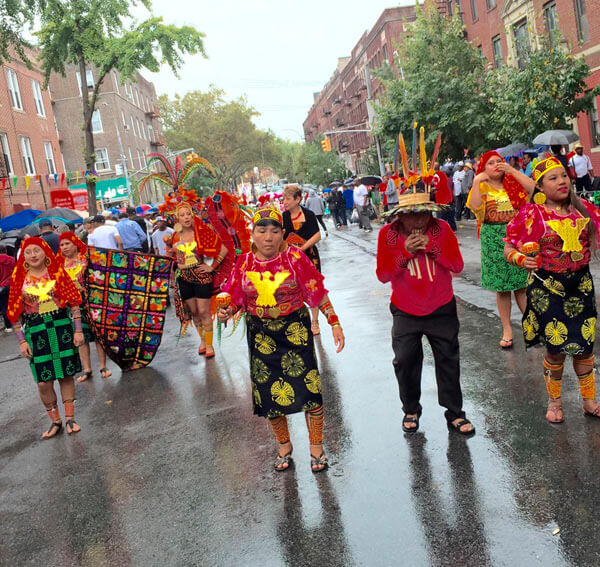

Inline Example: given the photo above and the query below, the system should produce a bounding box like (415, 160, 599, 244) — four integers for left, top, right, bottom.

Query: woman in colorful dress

(504, 156, 600, 423)
(218, 208, 345, 472)
(281, 184, 323, 335)
(164, 190, 228, 358)
(467, 150, 535, 348)
(7, 238, 84, 438)
(58, 232, 112, 381)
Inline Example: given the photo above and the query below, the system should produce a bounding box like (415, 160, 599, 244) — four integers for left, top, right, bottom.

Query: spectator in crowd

(452, 162, 466, 221)
(117, 212, 147, 252)
(333, 188, 348, 228)
(88, 215, 123, 249)
(551, 145, 571, 175)
(521, 151, 535, 178)
(305, 189, 328, 237)
(508, 156, 520, 170)
(151, 216, 175, 256)
(384, 173, 399, 212)
(342, 182, 355, 224)
(127, 207, 149, 251)
(38, 219, 60, 254)
(568, 143, 594, 195)
(460, 162, 475, 220)
(0, 244, 16, 332)
(353, 179, 372, 232)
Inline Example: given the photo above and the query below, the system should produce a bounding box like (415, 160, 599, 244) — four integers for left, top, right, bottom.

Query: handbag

(368, 204, 377, 220)
(351, 209, 359, 223)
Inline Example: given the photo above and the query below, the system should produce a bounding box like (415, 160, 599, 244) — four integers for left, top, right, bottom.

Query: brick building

(450, 0, 600, 169)
(50, 65, 165, 205)
(0, 48, 64, 214)
(303, 6, 418, 173)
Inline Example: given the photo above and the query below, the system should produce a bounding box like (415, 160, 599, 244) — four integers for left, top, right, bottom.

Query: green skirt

(480, 222, 528, 292)
(23, 308, 82, 383)
(247, 306, 322, 418)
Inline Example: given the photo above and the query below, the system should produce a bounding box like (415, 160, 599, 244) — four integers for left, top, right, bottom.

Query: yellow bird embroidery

(177, 241, 198, 266)
(25, 280, 58, 314)
(246, 271, 290, 307)
(546, 218, 589, 252)
(65, 265, 83, 281)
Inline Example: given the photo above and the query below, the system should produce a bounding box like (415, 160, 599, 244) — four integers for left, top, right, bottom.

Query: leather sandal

(447, 418, 476, 436)
(65, 419, 81, 435)
(99, 368, 112, 379)
(583, 402, 600, 418)
(402, 414, 419, 433)
(205, 346, 215, 359)
(42, 421, 62, 440)
(499, 338, 514, 349)
(274, 452, 294, 472)
(76, 370, 93, 383)
(546, 400, 564, 423)
(310, 452, 329, 473)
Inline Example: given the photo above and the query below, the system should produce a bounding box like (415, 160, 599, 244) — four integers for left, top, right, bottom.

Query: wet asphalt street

(2, 219, 600, 566)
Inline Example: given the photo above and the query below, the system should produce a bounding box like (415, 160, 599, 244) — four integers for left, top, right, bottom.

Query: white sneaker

(5, 327, 13, 333)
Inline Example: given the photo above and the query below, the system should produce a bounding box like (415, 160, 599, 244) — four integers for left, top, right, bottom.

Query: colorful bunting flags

(25, 176, 30, 192)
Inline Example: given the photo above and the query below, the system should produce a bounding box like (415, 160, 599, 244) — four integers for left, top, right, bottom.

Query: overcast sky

(143, 0, 416, 141)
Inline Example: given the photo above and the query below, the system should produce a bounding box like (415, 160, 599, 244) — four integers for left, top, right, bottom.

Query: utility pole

(114, 119, 131, 207)
(364, 67, 385, 176)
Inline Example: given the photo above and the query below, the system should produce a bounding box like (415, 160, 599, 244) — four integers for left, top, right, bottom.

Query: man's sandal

(447, 418, 476, 436)
(583, 403, 600, 418)
(402, 414, 419, 433)
(100, 368, 112, 379)
(274, 452, 293, 472)
(310, 452, 329, 473)
(76, 370, 93, 383)
(42, 421, 62, 440)
(205, 347, 215, 359)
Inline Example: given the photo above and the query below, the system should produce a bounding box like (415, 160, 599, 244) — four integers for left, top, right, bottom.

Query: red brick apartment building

(449, 0, 600, 168)
(0, 49, 64, 214)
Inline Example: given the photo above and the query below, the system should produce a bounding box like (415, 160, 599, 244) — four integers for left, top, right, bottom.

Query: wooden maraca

(215, 292, 232, 327)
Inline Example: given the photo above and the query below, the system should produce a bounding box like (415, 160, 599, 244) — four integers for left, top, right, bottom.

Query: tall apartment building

(50, 65, 165, 204)
(449, 0, 600, 168)
(303, 6, 417, 173)
(0, 48, 64, 214)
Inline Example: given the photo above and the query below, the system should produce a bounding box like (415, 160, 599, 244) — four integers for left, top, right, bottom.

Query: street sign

(69, 176, 129, 201)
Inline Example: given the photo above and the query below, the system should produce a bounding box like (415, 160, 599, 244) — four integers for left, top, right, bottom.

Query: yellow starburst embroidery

(254, 332, 276, 355)
(582, 317, 596, 345)
(285, 322, 308, 346)
(271, 379, 295, 406)
(578, 274, 593, 296)
(281, 352, 306, 377)
(523, 311, 539, 341)
(252, 382, 262, 407)
(304, 369, 322, 394)
(546, 218, 589, 252)
(251, 357, 271, 383)
(246, 271, 290, 306)
(545, 319, 568, 346)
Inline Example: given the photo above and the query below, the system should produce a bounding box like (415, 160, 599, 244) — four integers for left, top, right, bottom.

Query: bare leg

(496, 291, 514, 345)
(96, 343, 111, 378)
(184, 297, 204, 353)
(311, 307, 320, 335)
(514, 287, 527, 314)
(197, 298, 214, 357)
(37, 381, 61, 439)
(59, 377, 80, 434)
(76, 342, 92, 382)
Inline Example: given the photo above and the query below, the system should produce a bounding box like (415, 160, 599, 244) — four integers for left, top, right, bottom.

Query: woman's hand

(523, 256, 539, 271)
(405, 234, 428, 255)
(473, 172, 489, 184)
(197, 263, 214, 273)
(20, 341, 32, 359)
(495, 162, 516, 176)
(73, 331, 85, 348)
(217, 306, 232, 323)
(332, 325, 345, 353)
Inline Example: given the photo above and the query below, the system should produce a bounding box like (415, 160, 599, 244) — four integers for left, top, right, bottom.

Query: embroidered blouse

(22, 272, 78, 315)
(63, 255, 88, 292)
(505, 201, 600, 273)
(467, 182, 518, 224)
(222, 247, 327, 318)
(172, 229, 223, 268)
(376, 218, 464, 316)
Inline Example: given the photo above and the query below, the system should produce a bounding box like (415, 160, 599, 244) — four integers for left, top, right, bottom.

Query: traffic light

(320, 137, 332, 152)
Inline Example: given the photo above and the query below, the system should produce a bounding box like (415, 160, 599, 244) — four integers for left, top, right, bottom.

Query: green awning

(69, 177, 129, 200)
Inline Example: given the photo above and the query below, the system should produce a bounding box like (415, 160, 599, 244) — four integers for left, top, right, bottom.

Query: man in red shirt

(0, 245, 16, 331)
(376, 190, 475, 436)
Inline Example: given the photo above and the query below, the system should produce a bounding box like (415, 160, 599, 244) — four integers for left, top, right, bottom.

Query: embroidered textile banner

(87, 247, 173, 371)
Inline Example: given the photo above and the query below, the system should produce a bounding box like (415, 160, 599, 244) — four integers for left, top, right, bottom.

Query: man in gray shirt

(384, 173, 398, 211)
(459, 162, 475, 220)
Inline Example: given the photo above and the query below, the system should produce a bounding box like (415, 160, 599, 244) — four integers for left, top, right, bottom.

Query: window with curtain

(31, 80, 46, 117)
(492, 35, 503, 68)
(43, 142, 56, 174)
(0, 133, 14, 176)
(91, 110, 103, 133)
(20, 136, 35, 175)
(95, 148, 110, 170)
(6, 69, 22, 110)
(513, 19, 530, 70)
(574, 0, 589, 43)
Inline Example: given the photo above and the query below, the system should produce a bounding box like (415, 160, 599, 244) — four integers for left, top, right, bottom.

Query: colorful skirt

(247, 306, 322, 418)
(23, 308, 82, 383)
(480, 222, 528, 292)
(522, 266, 597, 355)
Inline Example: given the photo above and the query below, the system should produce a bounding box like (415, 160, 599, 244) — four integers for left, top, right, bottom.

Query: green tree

(37, 0, 206, 214)
(297, 137, 348, 186)
(0, 0, 38, 64)
(159, 87, 279, 190)
(375, 2, 490, 158)
(488, 33, 599, 143)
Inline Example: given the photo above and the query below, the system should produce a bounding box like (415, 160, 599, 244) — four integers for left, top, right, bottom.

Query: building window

(131, 116, 136, 136)
(513, 18, 530, 70)
(486, 0, 496, 8)
(128, 147, 133, 169)
(456, 0, 464, 24)
(138, 150, 144, 170)
(95, 147, 110, 171)
(590, 97, 600, 147)
(382, 44, 388, 63)
(148, 125, 154, 142)
(141, 95, 146, 112)
(543, 1, 558, 34)
(470, 0, 478, 21)
(136, 118, 142, 138)
(20, 136, 35, 175)
(113, 71, 119, 94)
(43, 141, 56, 174)
(141, 121, 147, 140)
(574, 0, 589, 43)
(121, 110, 126, 127)
(91, 110, 103, 133)
(492, 35, 503, 67)
(134, 88, 140, 107)
(31, 80, 46, 117)
(0, 132, 14, 176)
(76, 70, 94, 95)
(6, 69, 22, 110)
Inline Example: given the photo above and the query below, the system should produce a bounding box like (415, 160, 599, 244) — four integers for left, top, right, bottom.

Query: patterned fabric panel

(87, 247, 173, 371)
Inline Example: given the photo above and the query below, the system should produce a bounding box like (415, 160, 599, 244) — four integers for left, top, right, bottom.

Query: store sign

(50, 189, 88, 211)
(69, 176, 129, 201)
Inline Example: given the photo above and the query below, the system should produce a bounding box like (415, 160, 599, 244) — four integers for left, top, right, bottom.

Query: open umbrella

(532, 130, 579, 146)
(497, 142, 528, 158)
(34, 208, 83, 224)
(358, 175, 383, 186)
(0, 209, 43, 232)
(328, 180, 343, 188)
(19, 219, 68, 238)
(136, 204, 152, 214)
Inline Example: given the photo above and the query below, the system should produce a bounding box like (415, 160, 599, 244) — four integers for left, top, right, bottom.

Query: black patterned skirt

(522, 266, 597, 355)
(23, 308, 82, 383)
(247, 306, 322, 418)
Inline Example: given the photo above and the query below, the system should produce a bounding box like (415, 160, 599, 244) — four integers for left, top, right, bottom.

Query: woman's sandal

(547, 401, 564, 423)
(499, 338, 514, 349)
(42, 421, 62, 440)
(205, 347, 215, 359)
(100, 368, 112, 379)
(76, 370, 93, 383)
(274, 452, 294, 472)
(583, 403, 600, 418)
(65, 419, 81, 435)
(198, 345, 206, 355)
(447, 418, 476, 436)
(402, 414, 419, 433)
(310, 452, 329, 473)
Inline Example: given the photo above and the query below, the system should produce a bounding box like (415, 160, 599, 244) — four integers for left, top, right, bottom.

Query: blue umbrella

(0, 209, 43, 232)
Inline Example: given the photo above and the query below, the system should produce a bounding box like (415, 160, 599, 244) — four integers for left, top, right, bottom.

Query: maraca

(215, 292, 232, 326)
(520, 242, 540, 256)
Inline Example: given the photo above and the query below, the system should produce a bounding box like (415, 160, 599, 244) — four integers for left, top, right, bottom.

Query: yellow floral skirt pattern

(247, 306, 322, 418)
(523, 266, 597, 355)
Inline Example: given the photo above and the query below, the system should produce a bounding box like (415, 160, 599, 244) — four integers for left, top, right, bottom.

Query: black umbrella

(532, 130, 579, 146)
(0, 229, 21, 239)
(19, 219, 67, 238)
(497, 142, 528, 158)
(328, 180, 343, 188)
(34, 208, 83, 224)
(357, 175, 383, 186)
